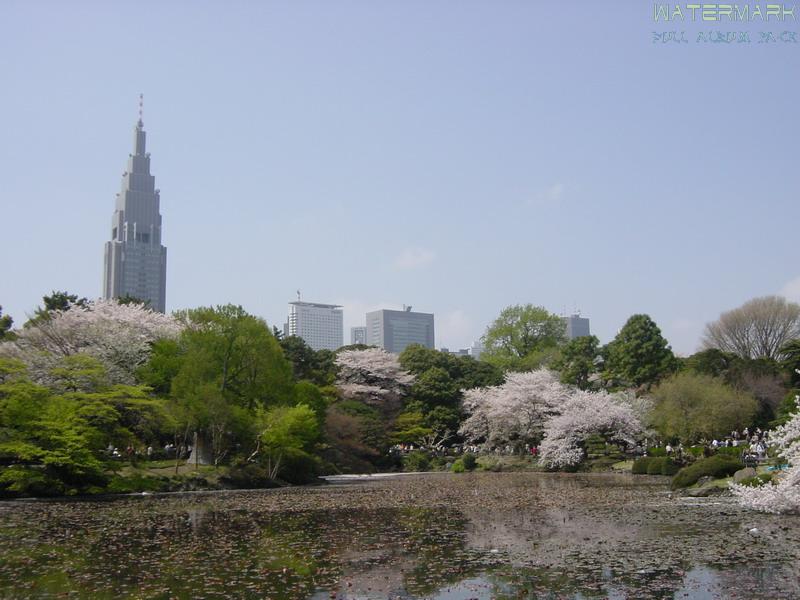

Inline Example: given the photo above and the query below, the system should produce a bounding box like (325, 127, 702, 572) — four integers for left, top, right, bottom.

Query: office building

(103, 96, 167, 312)
(366, 306, 434, 354)
(286, 301, 343, 351)
(470, 340, 484, 360)
(564, 314, 591, 340)
(350, 326, 367, 346)
(441, 348, 470, 357)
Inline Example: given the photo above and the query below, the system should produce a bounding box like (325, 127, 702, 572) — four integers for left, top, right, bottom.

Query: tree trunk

(186, 431, 214, 467)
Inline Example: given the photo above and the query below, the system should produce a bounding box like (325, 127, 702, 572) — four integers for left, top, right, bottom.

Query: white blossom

(731, 381, 800, 514)
(459, 369, 645, 465)
(335, 348, 414, 410)
(538, 389, 644, 469)
(459, 369, 572, 450)
(0, 299, 181, 385)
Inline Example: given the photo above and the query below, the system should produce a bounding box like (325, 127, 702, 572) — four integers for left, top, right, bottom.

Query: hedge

(671, 455, 741, 489)
(632, 457, 653, 474)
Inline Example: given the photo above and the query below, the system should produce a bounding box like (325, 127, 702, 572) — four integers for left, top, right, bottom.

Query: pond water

(0, 472, 798, 599)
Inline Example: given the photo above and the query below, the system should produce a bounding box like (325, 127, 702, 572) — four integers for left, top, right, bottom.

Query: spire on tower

(137, 93, 144, 128)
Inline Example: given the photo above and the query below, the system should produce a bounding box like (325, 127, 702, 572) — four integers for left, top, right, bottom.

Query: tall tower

(103, 95, 167, 312)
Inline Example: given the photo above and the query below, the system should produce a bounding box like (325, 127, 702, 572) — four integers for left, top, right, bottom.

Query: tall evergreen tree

(604, 314, 676, 389)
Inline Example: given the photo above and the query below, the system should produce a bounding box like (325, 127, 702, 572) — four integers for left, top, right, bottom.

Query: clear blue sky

(1, 1, 798, 355)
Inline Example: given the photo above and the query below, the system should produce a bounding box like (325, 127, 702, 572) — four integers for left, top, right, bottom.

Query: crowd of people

(656, 427, 771, 465)
(105, 443, 192, 461)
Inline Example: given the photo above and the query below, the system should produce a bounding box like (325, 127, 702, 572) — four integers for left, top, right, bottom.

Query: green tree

(257, 404, 320, 482)
(412, 367, 459, 409)
(683, 348, 739, 378)
(0, 306, 13, 341)
(0, 359, 110, 496)
(25, 290, 88, 327)
(399, 345, 503, 391)
(168, 305, 295, 464)
(49, 354, 109, 393)
(481, 304, 566, 370)
(552, 335, 602, 389)
(173, 305, 294, 410)
(116, 294, 151, 308)
(279, 336, 338, 385)
(399, 344, 450, 374)
(780, 339, 800, 387)
(650, 371, 758, 443)
(684, 349, 788, 427)
(424, 405, 461, 439)
(136, 338, 183, 396)
(293, 380, 328, 424)
(604, 314, 677, 388)
(391, 410, 433, 445)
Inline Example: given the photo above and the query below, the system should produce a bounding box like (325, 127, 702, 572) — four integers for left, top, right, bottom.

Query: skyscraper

(103, 96, 167, 312)
(285, 301, 344, 351)
(350, 326, 367, 345)
(563, 314, 590, 340)
(366, 307, 435, 354)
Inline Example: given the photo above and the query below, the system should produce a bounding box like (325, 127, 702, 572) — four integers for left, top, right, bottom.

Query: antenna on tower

(297, 290, 301, 301)
(138, 93, 144, 125)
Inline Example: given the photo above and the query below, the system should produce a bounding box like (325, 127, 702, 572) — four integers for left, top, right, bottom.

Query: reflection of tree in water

(1, 475, 799, 599)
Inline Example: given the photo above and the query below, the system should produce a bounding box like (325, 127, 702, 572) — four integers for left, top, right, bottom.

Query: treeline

(481, 301, 800, 440)
(0, 294, 507, 496)
(1, 292, 798, 497)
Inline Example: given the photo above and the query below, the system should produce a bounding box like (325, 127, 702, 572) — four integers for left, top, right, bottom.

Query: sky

(1, 0, 799, 355)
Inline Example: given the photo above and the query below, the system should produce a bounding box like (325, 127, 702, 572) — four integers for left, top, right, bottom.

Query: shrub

(479, 458, 503, 472)
(738, 473, 774, 488)
(714, 446, 741, 458)
(645, 457, 679, 475)
(279, 451, 322, 485)
(660, 459, 681, 476)
(686, 446, 705, 458)
(221, 463, 278, 489)
(403, 451, 431, 472)
(647, 447, 667, 457)
(462, 453, 477, 471)
(106, 474, 169, 494)
(671, 455, 741, 489)
(451, 459, 466, 473)
(646, 458, 665, 475)
(632, 457, 653, 474)
(0, 466, 64, 498)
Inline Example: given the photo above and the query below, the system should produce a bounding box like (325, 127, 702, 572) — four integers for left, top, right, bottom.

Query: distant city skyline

(1, 2, 798, 355)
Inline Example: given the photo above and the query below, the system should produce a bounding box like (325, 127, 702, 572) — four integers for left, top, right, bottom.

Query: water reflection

(0, 473, 797, 599)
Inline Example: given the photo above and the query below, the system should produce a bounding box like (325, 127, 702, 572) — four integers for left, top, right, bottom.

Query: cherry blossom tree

(459, 369, 645, 463)
(459, 369, 572, 451)
(0, 299, 181, 386)
(731, 379, 800, 514)
(538, 389, 644, 469)
(335, 348, 415, 414)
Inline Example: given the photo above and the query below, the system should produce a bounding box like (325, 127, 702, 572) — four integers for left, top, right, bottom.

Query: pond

(0, 472, 798, 599)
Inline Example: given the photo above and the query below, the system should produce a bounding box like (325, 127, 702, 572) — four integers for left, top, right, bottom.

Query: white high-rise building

(286, 301, 343, 351)
(103, 96, 167, 312)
